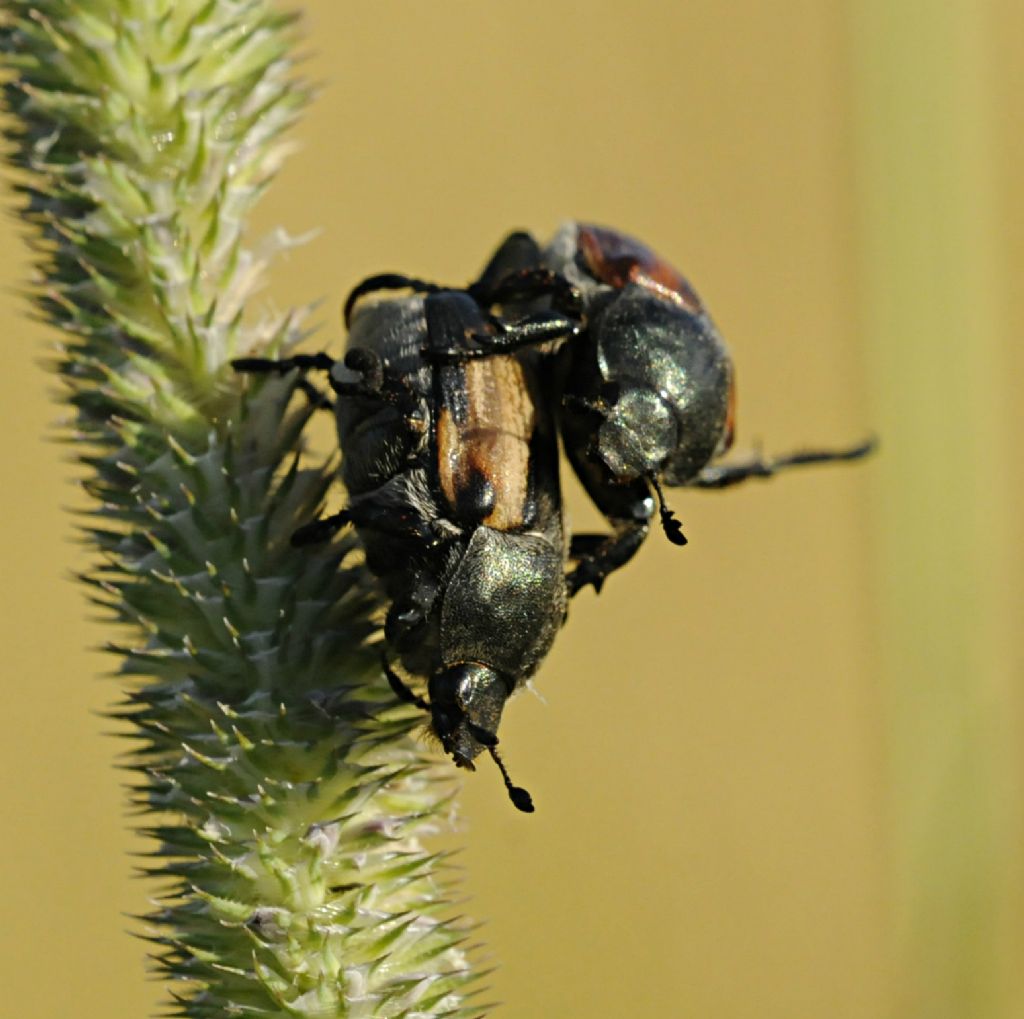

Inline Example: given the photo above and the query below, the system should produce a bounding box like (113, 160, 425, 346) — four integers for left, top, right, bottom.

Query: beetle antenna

(649, 475, 688, 546)
(488, 746, 535, 813)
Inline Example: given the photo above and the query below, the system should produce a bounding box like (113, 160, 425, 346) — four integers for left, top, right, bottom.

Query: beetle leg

(566, 519, 651, 596)
(690, 437, 876, 489)
(232, 352, 336, 374)
(294, 378, 334, 411)
(325, 349, 427, 444)
(568, 533, 608, 559)
(491, 310, 582, 346)
(344, 493, 449, 546)
(332, 347, 423, 426)
(471, 267, 583, 317)
(233, 354, 337, 411)
(424, 310, 581, 363)
(289, 509, 352, 546)
(344, 273, 442, 326)
(382, 656, 430, 713)
(471, 230, 544, 295)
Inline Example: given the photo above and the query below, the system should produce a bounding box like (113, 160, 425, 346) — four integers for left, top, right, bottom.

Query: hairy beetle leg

(290, 510, 352, 547)
(344, 273, 443, 326)
(294, 378, 334, 411)
(334, 347, 425, 434)
(382, 656, 430, 713)
(692, 436, 877, 489)
(567, 533, 608, 559)
(471, 230, 544, 292)
(343, 495, 451, 546)
(423, 311, 580, 363)
(566, 521, 650, 597)
(233, 354, 338, 410)
(231, 348, 411, 407)
(232, 352, 336, 374)
(471, 267, 584, 317)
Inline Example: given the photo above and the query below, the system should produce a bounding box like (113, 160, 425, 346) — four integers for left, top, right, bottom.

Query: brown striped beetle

(233, 252, 584, 811)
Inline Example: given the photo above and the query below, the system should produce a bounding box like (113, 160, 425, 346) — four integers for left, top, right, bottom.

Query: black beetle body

(543, 222, 733, 485)
(343, 288, 571, 804)
(234, 276, 577, 810)
(539, 222, 733, 591)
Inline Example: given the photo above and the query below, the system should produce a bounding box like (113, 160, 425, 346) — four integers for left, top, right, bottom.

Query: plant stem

(1, 3, 483, 1015)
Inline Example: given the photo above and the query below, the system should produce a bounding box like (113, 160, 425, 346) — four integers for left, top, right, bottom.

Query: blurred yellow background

(2, 2, 1022, 1017)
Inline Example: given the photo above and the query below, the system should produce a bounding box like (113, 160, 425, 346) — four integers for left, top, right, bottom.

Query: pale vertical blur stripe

(850, 3, 1024, 1017)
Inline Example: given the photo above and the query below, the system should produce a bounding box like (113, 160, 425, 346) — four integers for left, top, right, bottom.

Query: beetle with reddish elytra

(537, 222, 874, 593)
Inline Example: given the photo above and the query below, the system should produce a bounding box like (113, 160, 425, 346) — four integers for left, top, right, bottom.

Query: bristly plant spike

(0, 3, 486, 1016)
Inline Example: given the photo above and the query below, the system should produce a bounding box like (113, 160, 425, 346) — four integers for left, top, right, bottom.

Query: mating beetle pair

(234, 223, 873, 811)
(237, 252, 572, 811)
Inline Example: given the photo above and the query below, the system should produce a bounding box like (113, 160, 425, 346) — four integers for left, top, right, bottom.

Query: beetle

(423, 223, 874, 595)
(233, 272, 582, 811)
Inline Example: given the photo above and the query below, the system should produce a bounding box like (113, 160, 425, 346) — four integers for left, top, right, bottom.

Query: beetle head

(588, 376, 728, 489)
(428, 663, 534, 811)
(594, 385, 678, 481)
(587, 291, 733, 486)
(428, 662, 509, 768)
